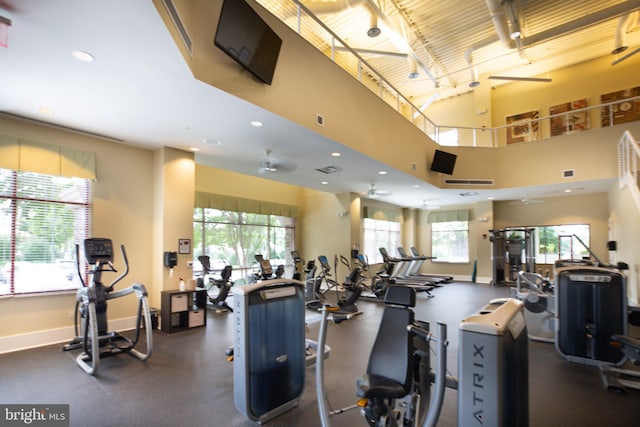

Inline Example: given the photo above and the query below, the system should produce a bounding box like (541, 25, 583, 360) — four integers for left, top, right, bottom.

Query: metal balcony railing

(258, 0, 640, 148)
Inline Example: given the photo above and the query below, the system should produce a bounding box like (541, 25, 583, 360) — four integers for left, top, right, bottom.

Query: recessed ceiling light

(202, 139, 221, 145)
(250, 120, 263, 127)
(331, 152, 341, 157)
(459, 191, 478, 197)
(488, 196, 495, 200)
(564, 189, 572, 193)
(189, 147, 200, 152)
(321, 181, 328, 185)
(38, 107, 54, 115)
(378, 170, 387, 175)
(413, 184, 420, 188)
(71, 50, 94, 62)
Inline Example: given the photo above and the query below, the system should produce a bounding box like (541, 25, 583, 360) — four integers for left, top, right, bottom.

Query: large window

(0, 169, 91, 295)
(430, 220, 469, 263)
(363, 218, 401, 264)
(193, 208, 295, 279)
(535, 224, 590, 264)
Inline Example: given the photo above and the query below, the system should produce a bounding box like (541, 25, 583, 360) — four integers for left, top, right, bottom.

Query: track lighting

(465, 48, 480, 88)
(367, 12, 380, 37)
(612, 14, 631, 55)
(408, 57, 419, 79)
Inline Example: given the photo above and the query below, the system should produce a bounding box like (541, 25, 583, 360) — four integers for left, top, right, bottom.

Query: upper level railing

(259, 0, 640, 148)
(438, 96, 640, 147)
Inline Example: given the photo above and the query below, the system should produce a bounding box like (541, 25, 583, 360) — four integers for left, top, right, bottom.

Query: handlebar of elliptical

(107, 244, 129, 291)
(407, 322, 448, 427)
(75, 240, 129, 291)
(339, 255, 350, 269)
(75, 244, 86, 287)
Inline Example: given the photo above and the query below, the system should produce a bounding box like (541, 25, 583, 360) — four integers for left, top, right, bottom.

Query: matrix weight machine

(316, 288, 529, 427)
(63, 238, 153, 375)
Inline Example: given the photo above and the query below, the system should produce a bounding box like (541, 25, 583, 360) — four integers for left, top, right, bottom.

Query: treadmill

(378, 247, 435, 295)
(402, 246, 453, 285)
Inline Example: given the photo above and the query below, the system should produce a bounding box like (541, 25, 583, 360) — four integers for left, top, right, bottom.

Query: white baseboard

(0, 316, 138, 355)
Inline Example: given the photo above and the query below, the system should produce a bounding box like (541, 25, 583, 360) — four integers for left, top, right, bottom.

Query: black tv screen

(214, 0, 282, 85)
(430, 149, 457, 175)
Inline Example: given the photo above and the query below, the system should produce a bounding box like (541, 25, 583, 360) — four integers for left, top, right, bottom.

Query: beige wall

(195, 165, 302, 205)
(153, 147, 195, 305)
(299, 190, 353, 262)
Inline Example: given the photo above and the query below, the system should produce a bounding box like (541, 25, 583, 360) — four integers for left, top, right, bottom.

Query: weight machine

(489, 228, 535, 286)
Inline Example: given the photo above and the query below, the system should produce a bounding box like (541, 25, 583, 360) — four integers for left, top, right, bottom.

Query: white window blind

(0, 169, 91, 295)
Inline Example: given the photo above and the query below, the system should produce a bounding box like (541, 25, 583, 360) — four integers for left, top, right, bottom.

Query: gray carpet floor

(1, 281, 639, 426)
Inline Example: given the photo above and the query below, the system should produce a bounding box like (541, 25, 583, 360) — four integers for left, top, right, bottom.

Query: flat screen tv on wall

(430, 149, 457, 175)
(213, 0, 282, 85)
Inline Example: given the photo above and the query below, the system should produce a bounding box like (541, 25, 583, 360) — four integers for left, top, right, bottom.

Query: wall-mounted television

(430, 149, 457, 175)
(214, 0, 282, 85)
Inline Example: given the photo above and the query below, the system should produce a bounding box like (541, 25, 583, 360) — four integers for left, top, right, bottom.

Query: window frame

(430, 219, 470, 263)
(533, 224, 591, 264)
(193, 208, 296, 280)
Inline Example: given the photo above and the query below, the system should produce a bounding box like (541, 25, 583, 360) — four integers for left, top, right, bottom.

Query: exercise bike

(306, 255, 365, 322)
(196, 255, 233, 312)
(247, 254, 284, 282)
(63, 238, 153, 375)
(315, 285, 448, 427)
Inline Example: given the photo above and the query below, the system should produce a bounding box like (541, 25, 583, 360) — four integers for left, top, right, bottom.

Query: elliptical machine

(63, 238, 153, 375)
(306, 255, 364, 322)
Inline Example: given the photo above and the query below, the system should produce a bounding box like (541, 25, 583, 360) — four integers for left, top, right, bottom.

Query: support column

(151, 147, 195, 308)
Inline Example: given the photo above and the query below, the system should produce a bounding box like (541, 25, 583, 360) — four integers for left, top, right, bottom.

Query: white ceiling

(0, 0, 634, 209)
(269, 0, 640, 106)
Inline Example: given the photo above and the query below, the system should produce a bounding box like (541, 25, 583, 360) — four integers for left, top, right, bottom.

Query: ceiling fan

(257, 150, 297, 174)
(365, 184, 391, 198)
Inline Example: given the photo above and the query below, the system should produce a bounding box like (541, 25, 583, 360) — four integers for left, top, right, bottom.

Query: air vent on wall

(562, 169, 575, 178)
(444, 179, 494, 186)
(163, 0, 192, 55)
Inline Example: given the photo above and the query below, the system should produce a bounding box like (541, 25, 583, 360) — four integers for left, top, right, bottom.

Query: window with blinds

(363, 218, 401, 264)
(193, 208, 295, 280)
(430, 220, 469, 263)
(0, 169, 91, 295)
